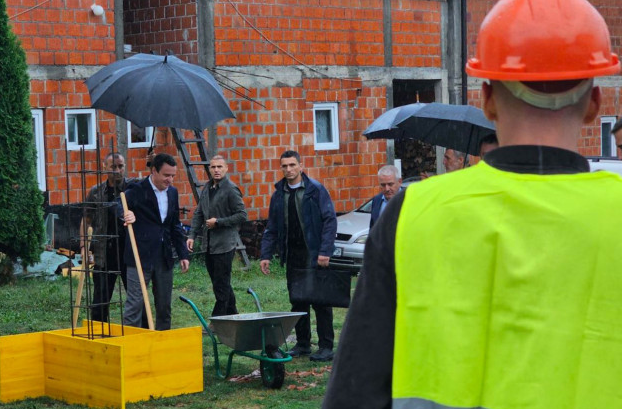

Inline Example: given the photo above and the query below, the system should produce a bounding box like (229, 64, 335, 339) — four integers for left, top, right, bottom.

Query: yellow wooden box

(0, 323, 203, 409)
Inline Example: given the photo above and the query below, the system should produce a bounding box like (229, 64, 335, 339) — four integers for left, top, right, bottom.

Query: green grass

(0, 257, 353, 409)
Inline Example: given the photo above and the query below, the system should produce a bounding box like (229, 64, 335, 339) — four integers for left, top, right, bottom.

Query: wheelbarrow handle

(247, 287, 262, 312)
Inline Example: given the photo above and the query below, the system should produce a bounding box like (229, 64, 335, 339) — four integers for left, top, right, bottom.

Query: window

(313, 103, 339, 151)
(31, 110, 46, 191)
(65, 109, 96, 150)
(601, 116, 617, 157)
(127, 122, 154, 148)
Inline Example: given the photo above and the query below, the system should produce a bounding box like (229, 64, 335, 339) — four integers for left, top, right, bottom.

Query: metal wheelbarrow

(179, 288, 305, 389)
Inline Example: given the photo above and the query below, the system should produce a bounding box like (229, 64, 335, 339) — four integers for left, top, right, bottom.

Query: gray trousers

(124, 264, 173, 330)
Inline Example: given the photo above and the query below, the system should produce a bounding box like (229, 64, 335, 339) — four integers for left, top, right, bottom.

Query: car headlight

(354, 234, 368, 244)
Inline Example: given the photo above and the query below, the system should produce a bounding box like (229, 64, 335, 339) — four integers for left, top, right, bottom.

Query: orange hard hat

(466, 0, 621, 81)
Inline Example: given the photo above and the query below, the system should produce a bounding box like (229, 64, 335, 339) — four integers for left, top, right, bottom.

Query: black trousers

(205, 250, 238, 317)
(91, 242, 126, 323)
(286, 244, 334, 350)
(287, 289, 335, 350)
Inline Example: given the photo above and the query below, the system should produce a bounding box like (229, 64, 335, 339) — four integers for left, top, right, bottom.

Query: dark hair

(152, 153, 176, 172)
(478, 133, 498, 149)
(104, 152, 124, 162)
(280, 150, 301, 163)
(612, 118, 622, 135)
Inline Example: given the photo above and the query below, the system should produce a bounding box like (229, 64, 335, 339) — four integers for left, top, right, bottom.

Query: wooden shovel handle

(121, 192, 155, 330)
(72, 226, 92, 328)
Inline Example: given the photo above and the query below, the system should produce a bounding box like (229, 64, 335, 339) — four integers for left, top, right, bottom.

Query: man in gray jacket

(187, 155, 247, 316)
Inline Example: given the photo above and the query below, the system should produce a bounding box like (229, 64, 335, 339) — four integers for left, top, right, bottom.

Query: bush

(0, 0, 45, 271)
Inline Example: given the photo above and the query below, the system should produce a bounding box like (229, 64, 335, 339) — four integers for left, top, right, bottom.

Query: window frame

(313, 102, 340, 151)
(65, 108, 96, 150)
(127, 122, 154, 148)
(31, 109, 46, 191)
(601, 116, 617, 158)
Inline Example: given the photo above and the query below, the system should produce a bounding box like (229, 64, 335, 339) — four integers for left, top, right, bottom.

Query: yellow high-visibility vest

(393, 162, 622, 409)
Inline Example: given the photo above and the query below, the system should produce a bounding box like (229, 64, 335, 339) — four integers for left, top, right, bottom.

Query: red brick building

(6, 0, 622, 224)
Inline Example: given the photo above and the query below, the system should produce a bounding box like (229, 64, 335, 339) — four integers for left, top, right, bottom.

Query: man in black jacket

(121, 153, 189, 330)
(81, 152, 136, 323)
(260, 150, 337, 362)
(187, 155, 247, 316)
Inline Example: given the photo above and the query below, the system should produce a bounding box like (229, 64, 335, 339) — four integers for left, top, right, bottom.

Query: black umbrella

(85, 53, 235, 131)
(363, 102, 495, 156)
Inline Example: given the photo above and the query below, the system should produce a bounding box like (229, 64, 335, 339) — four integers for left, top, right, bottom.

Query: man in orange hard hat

(323, 0, 622, 408)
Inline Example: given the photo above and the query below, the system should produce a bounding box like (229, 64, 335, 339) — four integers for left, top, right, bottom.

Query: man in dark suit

(369, 165, 402, 230)
(121, 153, 190, 330)
(186, 154, 247, 317)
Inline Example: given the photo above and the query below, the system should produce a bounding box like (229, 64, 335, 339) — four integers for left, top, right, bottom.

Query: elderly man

(612, 118, 622, 159)
(324, 0, 622, 408)
(443, 148, 467, 172)
(187, 155, 247, 317)
(369, 165, 402, 229)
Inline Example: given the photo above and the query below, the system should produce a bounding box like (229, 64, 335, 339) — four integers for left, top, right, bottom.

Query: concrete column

(197, 0, 218, 158)
(114, 0, 127, 158)
(383, 0, 395, 164)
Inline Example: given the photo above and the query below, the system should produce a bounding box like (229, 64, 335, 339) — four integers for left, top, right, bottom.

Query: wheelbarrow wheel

(260, 345, 285, 389)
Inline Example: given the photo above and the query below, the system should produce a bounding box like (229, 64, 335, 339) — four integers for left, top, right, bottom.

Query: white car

(329, 199, 372, 274)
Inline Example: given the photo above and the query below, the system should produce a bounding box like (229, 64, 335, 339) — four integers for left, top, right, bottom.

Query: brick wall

(123, 0, 198, 62)
(200, 81, 388, 219)
(8, 0, 115, 66)
(8, 0, 117, 206)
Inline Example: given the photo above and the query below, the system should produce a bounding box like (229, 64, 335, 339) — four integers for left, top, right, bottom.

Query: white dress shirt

(148, 176, 169, 223)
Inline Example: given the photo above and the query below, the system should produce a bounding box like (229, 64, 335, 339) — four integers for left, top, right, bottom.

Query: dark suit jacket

(121, 178, 189, 271)
(369, 193, 384, 230)
(370, 187, 405, 229)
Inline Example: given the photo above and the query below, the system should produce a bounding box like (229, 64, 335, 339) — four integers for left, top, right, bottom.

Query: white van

(587, 158, 622, 176)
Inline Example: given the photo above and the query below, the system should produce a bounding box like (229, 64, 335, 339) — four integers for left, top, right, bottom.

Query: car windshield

(355, 199, 373, 214)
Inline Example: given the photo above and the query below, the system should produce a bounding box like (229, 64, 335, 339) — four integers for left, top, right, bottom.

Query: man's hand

(206, 218, 217, 229)
(180, 259, 190, 273)
(123, 210, 136, 226)
(186, 238, 194, 252)
(260, 259, 270, 275)
(318, 255, 330, 267)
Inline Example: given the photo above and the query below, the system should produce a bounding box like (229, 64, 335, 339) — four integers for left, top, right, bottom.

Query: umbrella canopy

(85, 53, 235, 131)
(363, 102, 496, 156)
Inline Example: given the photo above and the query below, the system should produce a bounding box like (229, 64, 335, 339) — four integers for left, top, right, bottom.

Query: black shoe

(287, 344, 311, 358)
(309, 348, 334, 362)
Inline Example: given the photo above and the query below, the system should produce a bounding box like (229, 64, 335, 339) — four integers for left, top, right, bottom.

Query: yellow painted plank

(0, 332, 45, 402)
(121, 327, 203, 402)
(43, 333, 124, 409)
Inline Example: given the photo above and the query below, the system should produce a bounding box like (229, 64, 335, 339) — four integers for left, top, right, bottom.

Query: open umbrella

(363, 102, 495, 156)
(85, 53, 235, 131)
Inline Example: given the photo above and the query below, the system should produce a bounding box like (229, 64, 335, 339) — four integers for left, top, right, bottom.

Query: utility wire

(9, 0, 53, 20)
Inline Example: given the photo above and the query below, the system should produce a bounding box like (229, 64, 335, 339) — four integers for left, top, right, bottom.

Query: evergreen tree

(0, 0, 45, 276)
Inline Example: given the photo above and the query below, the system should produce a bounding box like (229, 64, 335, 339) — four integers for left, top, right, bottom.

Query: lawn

(0, 256, 353, 409)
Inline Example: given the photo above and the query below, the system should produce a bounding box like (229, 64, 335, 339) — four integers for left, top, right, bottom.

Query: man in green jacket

(187, 155, 247, 316)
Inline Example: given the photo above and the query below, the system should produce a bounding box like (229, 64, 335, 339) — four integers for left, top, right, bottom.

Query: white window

(313, 103, 340, 151)
(601, 116, 617, 157)
(128, 122, 154, 148)
(65, 109, 96, 150)
(31, 109, 46, 191)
